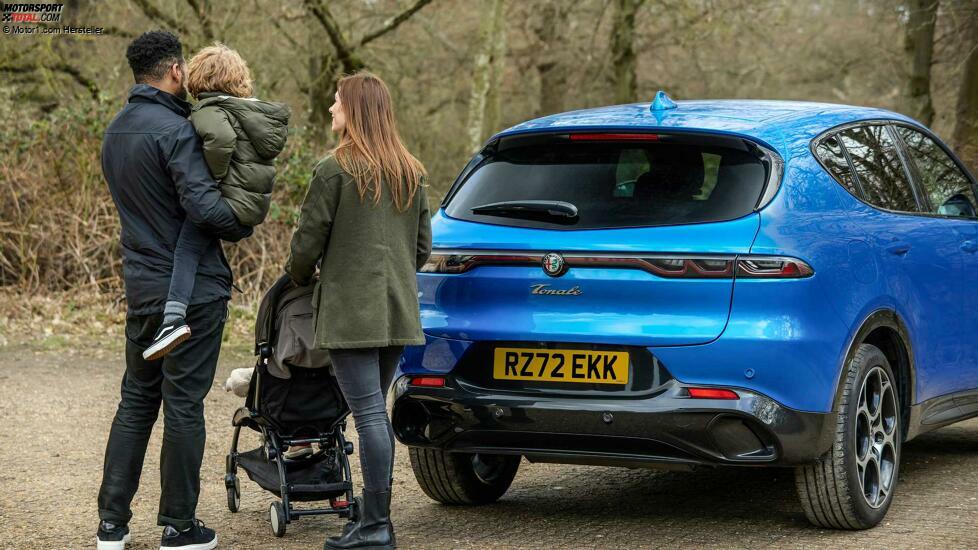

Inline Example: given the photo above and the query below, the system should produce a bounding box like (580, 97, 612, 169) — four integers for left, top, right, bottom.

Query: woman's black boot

(325, 490, 394, 549)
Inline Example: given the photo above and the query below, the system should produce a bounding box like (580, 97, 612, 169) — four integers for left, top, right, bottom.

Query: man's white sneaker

(159, 519, 216, 550)
(96, 521, 131, 550)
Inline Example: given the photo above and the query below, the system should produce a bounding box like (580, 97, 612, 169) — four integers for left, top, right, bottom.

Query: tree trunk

(904, 0, 938, 125)
(533, 1, 567, 116)
(309, 51, 341, 138)
(610, 0, 643, 104)
(485, 2, 507, 140)
(467, 0, 506, 153)
(952, 0, 978, 173)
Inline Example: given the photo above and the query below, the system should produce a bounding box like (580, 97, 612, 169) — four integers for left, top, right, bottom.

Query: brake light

(421, 253, 813, 279)
(687, 387, 739, 400)
(736, 258, 814, 278)
(569, 133, 660, 142)
(409, 376, 446, 387)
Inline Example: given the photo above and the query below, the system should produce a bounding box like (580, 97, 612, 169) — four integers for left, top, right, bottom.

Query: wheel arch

(832, 309, 916, 441)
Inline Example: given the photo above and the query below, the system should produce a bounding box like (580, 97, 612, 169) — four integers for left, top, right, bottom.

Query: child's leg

(164, 220, 214, 323)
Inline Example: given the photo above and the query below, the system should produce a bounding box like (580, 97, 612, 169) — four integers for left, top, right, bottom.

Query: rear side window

(895, 126, 978, 218)
(838, 125, 919, 213)
(445, 136, 770, 229)
(813, 135, 860, 196)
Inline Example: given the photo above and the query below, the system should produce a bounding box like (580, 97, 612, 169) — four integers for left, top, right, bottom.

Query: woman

(285, 72, 431, 550)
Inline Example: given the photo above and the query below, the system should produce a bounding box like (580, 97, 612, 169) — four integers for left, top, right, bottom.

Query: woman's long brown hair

(332, 72, 426, 211)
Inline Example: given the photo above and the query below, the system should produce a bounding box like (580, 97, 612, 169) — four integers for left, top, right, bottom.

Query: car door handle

(961, 240, 978, 254)
(885, 243, 911, 256)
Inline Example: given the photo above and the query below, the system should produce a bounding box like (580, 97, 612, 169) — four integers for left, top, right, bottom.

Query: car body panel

(422, 210, 762, 347)
(398, 98, 978, 466)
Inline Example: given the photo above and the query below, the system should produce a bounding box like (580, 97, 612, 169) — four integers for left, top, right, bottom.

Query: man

(96, 30, 250, 550)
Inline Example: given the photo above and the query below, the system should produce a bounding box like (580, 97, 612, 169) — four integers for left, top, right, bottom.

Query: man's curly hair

(126, 30, 184, 83)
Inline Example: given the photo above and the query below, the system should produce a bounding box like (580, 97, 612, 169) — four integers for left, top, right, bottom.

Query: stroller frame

(224, 277, 359, 538)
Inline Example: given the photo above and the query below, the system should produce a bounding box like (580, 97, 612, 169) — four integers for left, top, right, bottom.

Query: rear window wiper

(470, 200, 579, 225)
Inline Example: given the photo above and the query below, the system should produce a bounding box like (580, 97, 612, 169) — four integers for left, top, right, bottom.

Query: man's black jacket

(102, 84, 251, 315)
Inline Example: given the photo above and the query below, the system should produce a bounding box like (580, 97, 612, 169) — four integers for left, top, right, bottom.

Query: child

(143, 44, 291, 360)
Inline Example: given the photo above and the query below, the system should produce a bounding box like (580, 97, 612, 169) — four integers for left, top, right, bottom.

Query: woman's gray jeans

(328, 345, 404, 492)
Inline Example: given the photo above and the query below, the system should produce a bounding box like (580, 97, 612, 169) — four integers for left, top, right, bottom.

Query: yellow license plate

(493, 348, 629, 385)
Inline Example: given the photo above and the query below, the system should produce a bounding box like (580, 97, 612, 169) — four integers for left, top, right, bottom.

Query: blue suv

(391, 93, 978, 529)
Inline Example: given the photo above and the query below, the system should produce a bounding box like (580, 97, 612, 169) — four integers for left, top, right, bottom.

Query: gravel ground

(2, 345, 978, 549)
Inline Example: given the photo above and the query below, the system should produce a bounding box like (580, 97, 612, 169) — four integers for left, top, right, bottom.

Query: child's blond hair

(187, 43, 253, 98)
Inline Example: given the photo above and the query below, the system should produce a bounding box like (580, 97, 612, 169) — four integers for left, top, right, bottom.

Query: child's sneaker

(142, 318, 191, 361)
(284, 443, 314, 460)
(159, 519, 216, 550)
(96, 520, 131, 550)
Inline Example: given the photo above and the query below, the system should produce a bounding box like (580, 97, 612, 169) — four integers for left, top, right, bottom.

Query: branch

(0, 62, 100, 100)
(186, 0, 215, 41)
(304, 0, 364, 72)
(131, 0, 189, 35)
(357, 0, 433, 48)
(0, 65, 37, 75)
(51, 62, 101, 100)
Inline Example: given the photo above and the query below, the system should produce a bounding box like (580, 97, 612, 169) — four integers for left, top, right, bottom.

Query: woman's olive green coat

(285, 156, 432, 349)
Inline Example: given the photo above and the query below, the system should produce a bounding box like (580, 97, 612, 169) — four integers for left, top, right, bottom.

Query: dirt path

(1, 346, 977, 549)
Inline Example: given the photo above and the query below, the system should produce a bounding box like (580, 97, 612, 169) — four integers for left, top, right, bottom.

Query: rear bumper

(392, 376, 835, 469)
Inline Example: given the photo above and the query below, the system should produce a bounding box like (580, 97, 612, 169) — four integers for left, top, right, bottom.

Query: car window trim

(811, 118, 977, 221)
(443, 130, 784, 220)
(884, 124, 929, 212)
(888, 122, 978, 222)
(834, 134, 868, 197)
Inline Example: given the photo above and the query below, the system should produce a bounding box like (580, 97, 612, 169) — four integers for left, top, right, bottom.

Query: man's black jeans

(97, 300, 227, 530)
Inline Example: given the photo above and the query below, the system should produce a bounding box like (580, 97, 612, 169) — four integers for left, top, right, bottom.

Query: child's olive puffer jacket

(190, 92, 291, 226)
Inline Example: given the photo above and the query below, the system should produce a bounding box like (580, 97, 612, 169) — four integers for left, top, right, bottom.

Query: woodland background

(0, 0, 976, 340)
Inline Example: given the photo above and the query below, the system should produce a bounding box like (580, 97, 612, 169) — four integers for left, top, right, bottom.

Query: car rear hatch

(419, 130, 784, 348)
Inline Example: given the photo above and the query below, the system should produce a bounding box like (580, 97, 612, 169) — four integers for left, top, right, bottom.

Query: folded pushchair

(225, 275, 358, 538)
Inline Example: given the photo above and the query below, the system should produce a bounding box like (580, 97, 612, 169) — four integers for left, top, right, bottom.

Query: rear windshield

(444, 134, 771, 229)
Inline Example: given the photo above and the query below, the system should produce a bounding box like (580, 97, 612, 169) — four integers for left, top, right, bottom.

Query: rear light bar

(408, 376, 446, 387)
(568, 132, 660, 142)
(686, 387, 739, 400)
(420, 253, 813, 279)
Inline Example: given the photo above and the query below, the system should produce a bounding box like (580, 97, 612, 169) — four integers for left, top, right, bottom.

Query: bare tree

(951, 0, 978, 172)
(532, 1, 571, 116)
(904, 0, 938, 124)
(304, 0, 434, 133)
(466, 0, 506, 152)
(610, 0, 643, 104)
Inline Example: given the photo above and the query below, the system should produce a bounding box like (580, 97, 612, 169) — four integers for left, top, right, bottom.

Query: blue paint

(402, 99, 978, 414)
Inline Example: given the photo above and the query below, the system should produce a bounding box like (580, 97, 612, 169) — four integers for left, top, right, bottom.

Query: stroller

(225, 275, 358, 538)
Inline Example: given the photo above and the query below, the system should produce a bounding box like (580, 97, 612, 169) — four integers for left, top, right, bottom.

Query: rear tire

(408, 447, 520, 505)
(795, 343, 901, 529)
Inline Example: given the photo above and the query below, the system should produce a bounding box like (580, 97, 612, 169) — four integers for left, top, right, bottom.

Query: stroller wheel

(269, 502, 287, 538)
(226, 476, 240, 513)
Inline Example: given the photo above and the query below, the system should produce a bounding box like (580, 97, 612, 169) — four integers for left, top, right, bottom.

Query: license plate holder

(492, 347, 629, 385)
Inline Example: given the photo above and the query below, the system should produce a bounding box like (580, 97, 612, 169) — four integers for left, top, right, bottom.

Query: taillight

(408, 376, 446, 387)
(736, 258, 814, 278)
(420, 252, 813, 279)
(419, 254, 473, 274)
(686, 387, 739, 400)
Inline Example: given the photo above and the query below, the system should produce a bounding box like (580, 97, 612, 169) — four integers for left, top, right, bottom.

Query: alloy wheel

(854, 366, 898, 508)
